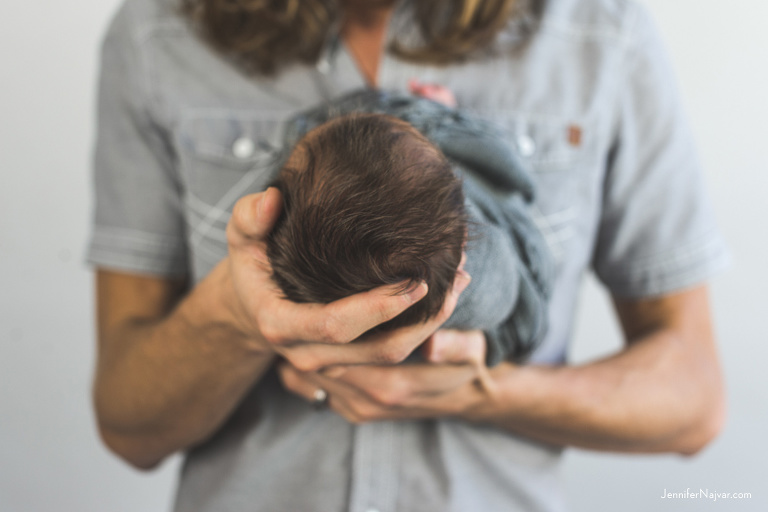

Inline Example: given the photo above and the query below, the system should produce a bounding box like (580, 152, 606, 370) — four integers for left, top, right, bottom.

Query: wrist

(457, 362, 541, 423)
(186, 259, 274, 356)
(447, 366, 503, 422)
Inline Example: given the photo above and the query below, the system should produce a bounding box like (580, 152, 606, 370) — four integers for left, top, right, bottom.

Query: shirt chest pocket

(174, 112, 291, 277)
(176, 112, 291, 209)
(485, 114, 598, 259)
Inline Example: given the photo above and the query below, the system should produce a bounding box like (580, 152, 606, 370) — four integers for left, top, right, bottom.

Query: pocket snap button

(232, 137, 255, 159)
(517, 133, 536, 157)
(317, 57, 331, 74)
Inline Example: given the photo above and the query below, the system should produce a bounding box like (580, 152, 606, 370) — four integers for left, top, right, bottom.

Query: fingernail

(407, 282, 428, 303)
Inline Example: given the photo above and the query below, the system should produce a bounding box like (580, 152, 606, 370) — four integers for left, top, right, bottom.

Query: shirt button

(517, 133, 536, 157)
(232, 137, 255, 159)
(316, 57, 331, 74)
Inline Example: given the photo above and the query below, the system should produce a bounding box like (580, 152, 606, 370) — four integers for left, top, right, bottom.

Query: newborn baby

(266, 88, 554, 365)
(268, 113, 466, 332)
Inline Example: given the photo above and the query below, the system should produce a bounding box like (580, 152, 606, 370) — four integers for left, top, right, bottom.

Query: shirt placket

(348, 421, 403, 512)
(316, 16, 407, 512)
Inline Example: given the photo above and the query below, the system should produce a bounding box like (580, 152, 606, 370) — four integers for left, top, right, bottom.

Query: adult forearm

(93, 190, 458, 469)
(463, 328, 725, 455)
(94, 263, 275, 469)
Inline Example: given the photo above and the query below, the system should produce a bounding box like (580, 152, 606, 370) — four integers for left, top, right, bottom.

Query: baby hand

(408, 79, 458, 108)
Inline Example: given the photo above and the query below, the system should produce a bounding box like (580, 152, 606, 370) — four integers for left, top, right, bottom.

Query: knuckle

(375, 344, 410, 364)
(383, 372, 406, 392)
(316, 313, 347, 344)
(258, 321, 285, 346)
(370, 388, 401, 407)
(257, 311, 294, 347)
(376, 375, 408, 406)
(374, 299, 398, 324)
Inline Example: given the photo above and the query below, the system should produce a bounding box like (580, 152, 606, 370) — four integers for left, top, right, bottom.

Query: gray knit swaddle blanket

(279, 89, 554, 365)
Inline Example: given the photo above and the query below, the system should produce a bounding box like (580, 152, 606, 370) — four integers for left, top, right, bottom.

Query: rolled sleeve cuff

(86, 226, 188, 277)
(598, 234, 731, 298)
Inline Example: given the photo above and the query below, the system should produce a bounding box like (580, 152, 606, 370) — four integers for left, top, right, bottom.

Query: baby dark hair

(267, 113, 467, 331)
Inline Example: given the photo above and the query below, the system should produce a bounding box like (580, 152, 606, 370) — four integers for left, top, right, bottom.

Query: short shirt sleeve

(592, 5, 729, 297)
(86, 4, 188, 277)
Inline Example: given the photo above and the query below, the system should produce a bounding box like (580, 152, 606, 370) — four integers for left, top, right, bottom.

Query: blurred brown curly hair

(181, 0, 528, 75)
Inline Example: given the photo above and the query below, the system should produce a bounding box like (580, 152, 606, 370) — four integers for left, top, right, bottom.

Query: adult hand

(277, 329, 498, 423)
(222, 188, 471, 371)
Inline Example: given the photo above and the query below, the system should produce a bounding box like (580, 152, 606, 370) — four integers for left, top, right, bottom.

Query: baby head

(267, 113, 467, 332)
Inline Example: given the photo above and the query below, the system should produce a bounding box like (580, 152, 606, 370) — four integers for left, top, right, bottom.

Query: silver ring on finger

(312, 388, 329, 410)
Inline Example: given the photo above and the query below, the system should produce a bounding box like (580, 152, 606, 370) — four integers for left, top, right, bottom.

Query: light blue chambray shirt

(87, 0, 729, 510)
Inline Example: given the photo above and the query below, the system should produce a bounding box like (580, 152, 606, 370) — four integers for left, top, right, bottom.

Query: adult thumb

(228, 187, 283, 246)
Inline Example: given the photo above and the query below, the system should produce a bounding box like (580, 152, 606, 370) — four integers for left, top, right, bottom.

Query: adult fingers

(278, 272, 471, 371)
(222, 188, 432, 357)
(277, 363, 376, 423)
(319, 365, 479, 418)
(266, 281, 428, 348)
(281, 363, 476, 421)
(333, 364, 479, 406)
(276, 362, 324, 403)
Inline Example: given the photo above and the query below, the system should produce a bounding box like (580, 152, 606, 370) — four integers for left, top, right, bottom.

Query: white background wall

(0, 1, 765, 510)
